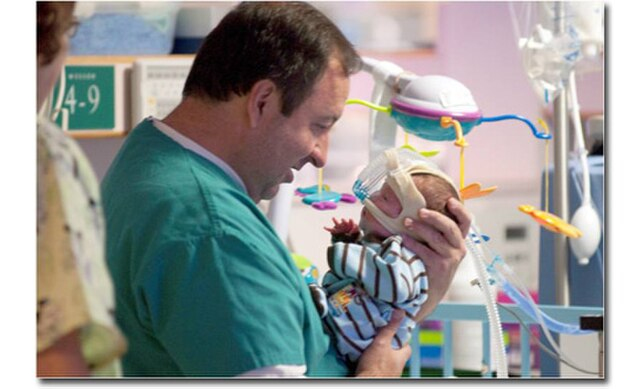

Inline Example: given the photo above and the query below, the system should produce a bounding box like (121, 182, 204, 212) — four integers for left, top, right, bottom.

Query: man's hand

(355, 310, 412, 378)
(401, 198, 472, 321)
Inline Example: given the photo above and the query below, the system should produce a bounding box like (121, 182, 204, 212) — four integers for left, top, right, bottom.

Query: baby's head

(360, 173, 459, 240)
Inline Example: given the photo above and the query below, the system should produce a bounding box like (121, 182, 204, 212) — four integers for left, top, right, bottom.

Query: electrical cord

(496, 302, 600, 376)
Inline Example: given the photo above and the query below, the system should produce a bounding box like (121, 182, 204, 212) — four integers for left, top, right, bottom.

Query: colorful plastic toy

(296, 169, 357, 210)
(518, 205, 583, 239)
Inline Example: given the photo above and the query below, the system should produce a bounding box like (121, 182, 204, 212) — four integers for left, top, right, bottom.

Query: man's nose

(309, 133, 329, 168)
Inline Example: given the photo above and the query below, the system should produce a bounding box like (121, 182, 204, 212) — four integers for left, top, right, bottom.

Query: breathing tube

(468, 221, 596, 369)
(500, 279, 591, 335)
(465, 226, 509, 378)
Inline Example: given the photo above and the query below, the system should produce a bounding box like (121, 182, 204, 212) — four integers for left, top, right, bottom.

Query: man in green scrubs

(102, 2, 471, 378)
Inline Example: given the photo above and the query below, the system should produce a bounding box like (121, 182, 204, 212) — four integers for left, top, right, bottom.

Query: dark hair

(182, 1, 361, 116)
(37, 2, 76, 66)
(413, 174, 460, 221)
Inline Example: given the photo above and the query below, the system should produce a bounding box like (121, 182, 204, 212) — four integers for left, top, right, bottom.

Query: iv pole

(552, 1, 570, 306)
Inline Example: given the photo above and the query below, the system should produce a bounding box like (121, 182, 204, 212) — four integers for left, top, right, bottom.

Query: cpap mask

(353, 148, 458, 238)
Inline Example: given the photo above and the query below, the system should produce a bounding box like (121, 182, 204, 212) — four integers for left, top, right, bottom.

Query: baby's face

(360, 182, 403, 239)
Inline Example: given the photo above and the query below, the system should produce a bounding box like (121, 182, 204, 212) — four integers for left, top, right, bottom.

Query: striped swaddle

(320, 235, 429, 362)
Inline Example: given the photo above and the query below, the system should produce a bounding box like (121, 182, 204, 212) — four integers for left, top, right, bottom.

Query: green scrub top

(101, 119, 348, 377)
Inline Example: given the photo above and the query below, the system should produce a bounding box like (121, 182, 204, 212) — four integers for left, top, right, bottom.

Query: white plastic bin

(71, 2, 179, 55)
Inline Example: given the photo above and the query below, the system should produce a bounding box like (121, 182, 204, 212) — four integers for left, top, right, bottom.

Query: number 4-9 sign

(54, 65, 115, 131)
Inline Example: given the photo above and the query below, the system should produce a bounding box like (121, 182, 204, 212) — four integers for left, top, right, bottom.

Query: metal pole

(553, 1, 570, 306)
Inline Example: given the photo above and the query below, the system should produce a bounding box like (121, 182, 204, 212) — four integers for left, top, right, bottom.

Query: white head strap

(363, 148, 457, 239)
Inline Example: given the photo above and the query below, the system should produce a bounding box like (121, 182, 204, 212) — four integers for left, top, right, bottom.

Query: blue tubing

(501, 280, 592, 335)
(480, 115, 552, 140)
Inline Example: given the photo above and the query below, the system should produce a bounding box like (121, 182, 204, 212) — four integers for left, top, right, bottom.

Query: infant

(314, 168, 460, 363)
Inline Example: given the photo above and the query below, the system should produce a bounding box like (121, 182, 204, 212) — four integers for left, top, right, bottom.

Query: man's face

(359, 182, 403, 239)
(250, 56, 350, 201)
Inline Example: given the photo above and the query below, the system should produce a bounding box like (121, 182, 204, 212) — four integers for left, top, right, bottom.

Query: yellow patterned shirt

(37, 118, 126, 375)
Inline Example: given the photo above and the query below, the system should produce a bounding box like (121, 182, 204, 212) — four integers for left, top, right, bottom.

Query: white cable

(568, 70, 591, 205)
(508, 2, 523, 45)
(567, 70, 601, 265)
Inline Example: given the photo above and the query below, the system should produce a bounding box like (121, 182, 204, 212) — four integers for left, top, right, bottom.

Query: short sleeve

(37, 124, 126, 372)
(137, 232, 308, 376)
(37, 138, 90, 352)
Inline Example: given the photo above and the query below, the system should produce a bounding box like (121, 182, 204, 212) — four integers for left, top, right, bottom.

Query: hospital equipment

(567, 71, 601, 265)
(51, 56, 196, 136)
(347, 145, 598, 378)
(350, 46, 601, 375)
(350, 146, 507, 377)
(512, 1, 604, 267)
(297, 57, 553, 213)
(511, 2, 604, 104)
(349, 57, 551, 156)
(347, 13, 604, 375)
(468, 221, 596, 371)
(131, 57, 193, 124)
(510, 1, 604, 307)
(347, 76, 551, 144)
(409, 301, 602, 378)
(348, 57, 560, 212)
(352, 147, 458, 239)
(537, 156, 603, 376)
(515, 117, 587, 240)
(465, 225, 509, 378)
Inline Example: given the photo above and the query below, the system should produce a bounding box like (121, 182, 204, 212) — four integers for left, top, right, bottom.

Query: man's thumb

(379, 309, 405, 338)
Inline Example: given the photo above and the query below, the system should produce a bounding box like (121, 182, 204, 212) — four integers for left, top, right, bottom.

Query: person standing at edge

(37, 2, 126, 377)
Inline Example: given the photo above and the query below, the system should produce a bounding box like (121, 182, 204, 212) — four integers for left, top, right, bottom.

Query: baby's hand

(324, 217, 360, 243)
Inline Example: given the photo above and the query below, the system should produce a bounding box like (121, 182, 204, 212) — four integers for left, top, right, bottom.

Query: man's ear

(247, 79, 279, 128)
